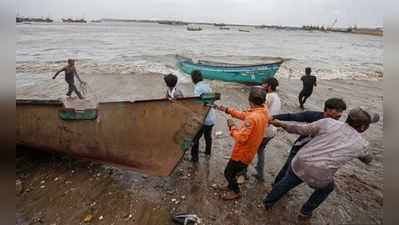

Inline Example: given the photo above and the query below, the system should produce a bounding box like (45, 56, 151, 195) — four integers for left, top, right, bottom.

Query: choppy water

(17, 22, 383, 81)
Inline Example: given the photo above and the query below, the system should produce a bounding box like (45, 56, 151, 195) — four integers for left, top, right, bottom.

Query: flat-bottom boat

(16, 93, 220, 176)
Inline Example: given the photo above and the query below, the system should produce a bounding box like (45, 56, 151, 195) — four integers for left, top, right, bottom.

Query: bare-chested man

(52, 59, 85, 99)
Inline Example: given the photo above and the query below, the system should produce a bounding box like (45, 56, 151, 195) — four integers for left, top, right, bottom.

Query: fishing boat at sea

(16, 93, 220, 176)
(176, 55, 283, 84)
(62, 18, 87, 23)
(238, 29, 250, 32)
(187, 25, 202, 31)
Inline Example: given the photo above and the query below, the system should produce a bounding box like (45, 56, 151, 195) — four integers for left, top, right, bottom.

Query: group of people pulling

(54, 59, 379, 220)
(164, 69, 378, 220)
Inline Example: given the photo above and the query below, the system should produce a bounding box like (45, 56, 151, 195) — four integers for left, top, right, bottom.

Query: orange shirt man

(215, 87, 269, 200)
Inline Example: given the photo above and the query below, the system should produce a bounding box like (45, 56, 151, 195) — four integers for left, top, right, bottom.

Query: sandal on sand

(222, 191, 241, 200)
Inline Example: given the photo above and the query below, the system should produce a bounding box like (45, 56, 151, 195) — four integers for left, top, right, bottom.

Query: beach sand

(16, 73, 383, 225)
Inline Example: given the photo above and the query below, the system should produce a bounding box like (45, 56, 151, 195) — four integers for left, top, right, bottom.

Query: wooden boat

(16, 93, 220, 176)
(176, 55, 283, 84)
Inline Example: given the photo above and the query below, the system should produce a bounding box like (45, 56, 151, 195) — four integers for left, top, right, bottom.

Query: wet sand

(17, 73, 383, 225)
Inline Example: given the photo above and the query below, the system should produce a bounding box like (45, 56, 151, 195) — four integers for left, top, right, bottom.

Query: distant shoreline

(16, 16, 382, 36)
(100, 18, 383, 36)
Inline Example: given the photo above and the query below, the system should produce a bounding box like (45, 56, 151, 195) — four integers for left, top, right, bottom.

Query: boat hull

(16, 94, 219, 176)
(176, 57, 282, 84)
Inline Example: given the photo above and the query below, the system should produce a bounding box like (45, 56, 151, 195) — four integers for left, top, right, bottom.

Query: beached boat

(16, 93, 220, 176)
(176, 55, 283, 84)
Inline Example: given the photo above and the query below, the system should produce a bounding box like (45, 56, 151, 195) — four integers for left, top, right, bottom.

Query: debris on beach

(83, 214, 93, 223)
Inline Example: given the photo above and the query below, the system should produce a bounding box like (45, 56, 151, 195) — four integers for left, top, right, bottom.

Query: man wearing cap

(263, 107, 379, 219)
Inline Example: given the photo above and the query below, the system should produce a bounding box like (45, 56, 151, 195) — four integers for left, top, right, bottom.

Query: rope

(79, 81, 98, 102)
(80, 81, 88, 95)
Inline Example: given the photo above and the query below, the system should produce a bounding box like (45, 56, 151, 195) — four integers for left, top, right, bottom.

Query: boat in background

(238, 29, 250, 32)
(16, 93, 220, 176)
(90, 19, 102, 23)
(176, 55, 283, 85)
(214, 23, 226, 27)
(187, 25, 202, 31)
(62, 18, 87, 23)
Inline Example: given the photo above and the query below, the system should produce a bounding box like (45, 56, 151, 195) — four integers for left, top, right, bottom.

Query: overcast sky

(16, 0, 384, 27)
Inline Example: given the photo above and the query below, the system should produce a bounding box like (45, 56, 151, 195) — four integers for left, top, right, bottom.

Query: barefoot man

(52, 59, 85, 99)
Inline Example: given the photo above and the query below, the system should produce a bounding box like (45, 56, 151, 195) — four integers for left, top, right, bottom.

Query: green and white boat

(176, 55, 283, 85)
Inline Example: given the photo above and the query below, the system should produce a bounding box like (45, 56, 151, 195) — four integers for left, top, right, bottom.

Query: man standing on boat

(298, 67, 317, 109)
(190, 70, 216, 162)
(52, 59, 86, 99)
(215, 87, 269, 200)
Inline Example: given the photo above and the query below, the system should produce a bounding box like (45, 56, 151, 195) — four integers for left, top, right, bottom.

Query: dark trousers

(191, 125, 213, 161)
(254, 137, 273, 178)
(66, 81, 83, 99)
(273, 145, 301, 185)
(224, 160, 248, 193)
(264, 166, 335, 216)
(298, 90, 312, 107)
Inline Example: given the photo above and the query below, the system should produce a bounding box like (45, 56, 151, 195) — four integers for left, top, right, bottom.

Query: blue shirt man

(194, 81, 216, 126)
(190, 70, 215, 162)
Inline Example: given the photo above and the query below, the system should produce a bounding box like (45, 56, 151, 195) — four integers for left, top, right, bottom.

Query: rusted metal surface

(16, 95, 220, 176)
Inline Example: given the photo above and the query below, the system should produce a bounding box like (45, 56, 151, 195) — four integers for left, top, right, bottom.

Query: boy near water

(215, 87, 269, 200)
(52, 59, 85, 99)
(164, 73, 184, 99)
(298, 67, 317, 109)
